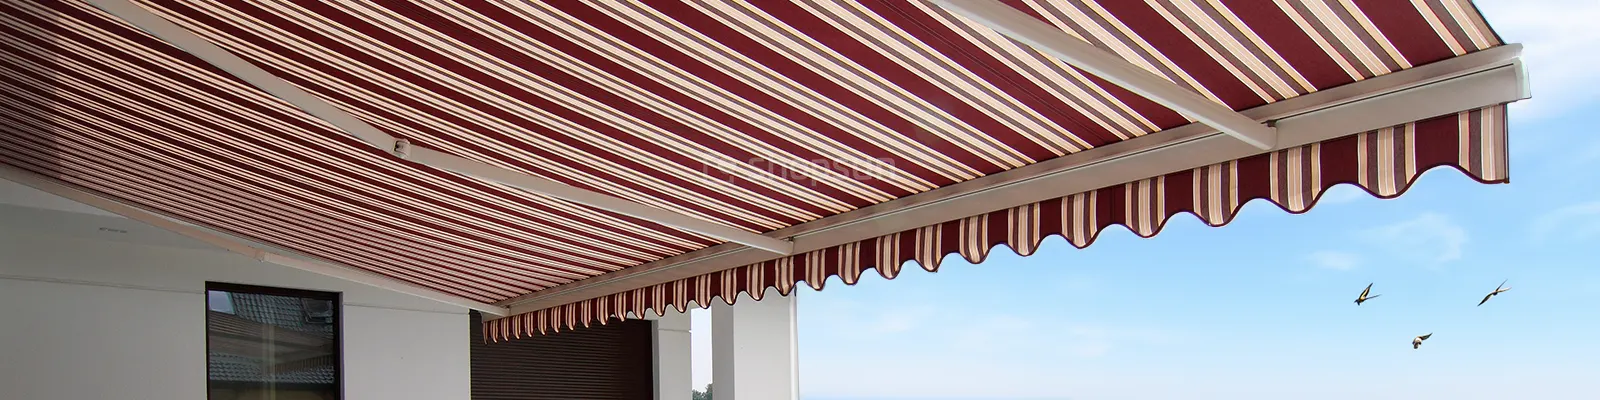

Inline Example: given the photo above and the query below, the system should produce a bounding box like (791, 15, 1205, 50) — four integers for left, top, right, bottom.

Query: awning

(0, 0, 1524, 339)
(486, 104, 1507, 337)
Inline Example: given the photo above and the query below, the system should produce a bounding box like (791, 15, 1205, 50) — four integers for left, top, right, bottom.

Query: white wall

(712, 289, 799, 400)
(0, 223, 471, 400)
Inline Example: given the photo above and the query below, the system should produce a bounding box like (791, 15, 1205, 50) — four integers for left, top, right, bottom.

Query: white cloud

(1475, 0, 1600, 119)
(1530, 201, 1600, 242)
(1362, 213, 1468, 267)
(1307, 250, 1361, 271)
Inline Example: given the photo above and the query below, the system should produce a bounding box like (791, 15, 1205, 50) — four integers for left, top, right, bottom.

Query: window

(206, 282, 341, 400)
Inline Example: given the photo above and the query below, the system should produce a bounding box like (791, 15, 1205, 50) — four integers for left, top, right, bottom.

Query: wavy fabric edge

(485, 104, 1509, 341)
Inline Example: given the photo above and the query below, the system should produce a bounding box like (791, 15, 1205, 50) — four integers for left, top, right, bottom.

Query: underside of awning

(0, 0, 1525, 340)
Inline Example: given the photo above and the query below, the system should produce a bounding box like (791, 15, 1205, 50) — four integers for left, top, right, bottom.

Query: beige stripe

(841, 242, 860, 285)
(1489, 106, 1508, 180)
(778, 257, 792, 295)
(876, 233, 901, 279)
(1381, 127, 1399, 194)
(580, 300, 593, 327)
(917, 225, 941, 271)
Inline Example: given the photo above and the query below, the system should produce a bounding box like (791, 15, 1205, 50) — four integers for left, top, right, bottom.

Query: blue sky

(694, 1, 1600, 398)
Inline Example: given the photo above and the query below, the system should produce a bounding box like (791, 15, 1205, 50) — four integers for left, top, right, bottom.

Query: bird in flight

(1354, 283, 1380, 305)
(1477, 280, 1511, 306)
(1413, 333, 1432, 349)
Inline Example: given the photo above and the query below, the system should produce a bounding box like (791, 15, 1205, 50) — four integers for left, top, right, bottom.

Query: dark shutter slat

(469, 312, 654, 400)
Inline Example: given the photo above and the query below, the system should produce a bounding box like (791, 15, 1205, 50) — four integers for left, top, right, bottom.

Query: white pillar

(712, 290, 798, 400)
(652, 311, 693, 400)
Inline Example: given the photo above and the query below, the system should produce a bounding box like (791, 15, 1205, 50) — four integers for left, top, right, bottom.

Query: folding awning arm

(931, 0, 1277, 150)
(82, 0, 794, 255)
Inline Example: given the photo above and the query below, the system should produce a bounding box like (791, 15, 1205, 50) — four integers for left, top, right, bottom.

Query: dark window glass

(206, 283, 341, 400)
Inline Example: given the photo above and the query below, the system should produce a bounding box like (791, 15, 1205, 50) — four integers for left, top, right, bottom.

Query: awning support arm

(0, 165, 512, 316)
(930, 0, 1277, 150)
(82, 0, 795, 255)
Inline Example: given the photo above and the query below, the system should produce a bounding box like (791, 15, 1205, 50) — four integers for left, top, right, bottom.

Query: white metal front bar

(84, 0, 795, 255)
(0, 164, 512, 316)
(931, 0, 1277, 149)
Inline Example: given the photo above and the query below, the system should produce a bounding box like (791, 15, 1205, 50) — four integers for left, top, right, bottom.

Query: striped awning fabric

(0, 1, 1510, 336)
(484, 104, 1508, 339)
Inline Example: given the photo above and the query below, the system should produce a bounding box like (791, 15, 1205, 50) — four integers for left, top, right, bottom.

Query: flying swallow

(1354, 283, 1381, 305)
(1413, 333, 1432, 349)
(1477, 280, 1511, 306)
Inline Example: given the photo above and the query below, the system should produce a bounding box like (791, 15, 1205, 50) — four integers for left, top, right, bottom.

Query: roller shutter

(469, 311, 653, 400)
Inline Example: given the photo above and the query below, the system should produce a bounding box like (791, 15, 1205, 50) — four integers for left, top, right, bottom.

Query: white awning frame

(499, 44, 1529, 314)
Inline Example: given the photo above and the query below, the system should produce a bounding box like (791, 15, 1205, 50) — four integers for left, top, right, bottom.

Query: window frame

(204, 282, 344, 400)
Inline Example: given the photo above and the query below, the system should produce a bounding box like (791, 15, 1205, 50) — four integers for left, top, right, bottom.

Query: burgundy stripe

(1319, 134, 1361, 186)
(1415, 110, 1463, 168)
(1038, 197, 1064, 240)
(1094, 186, 1122, 234)
(750, 0, 1054, 167)
(1166, 169, 1195, 216)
